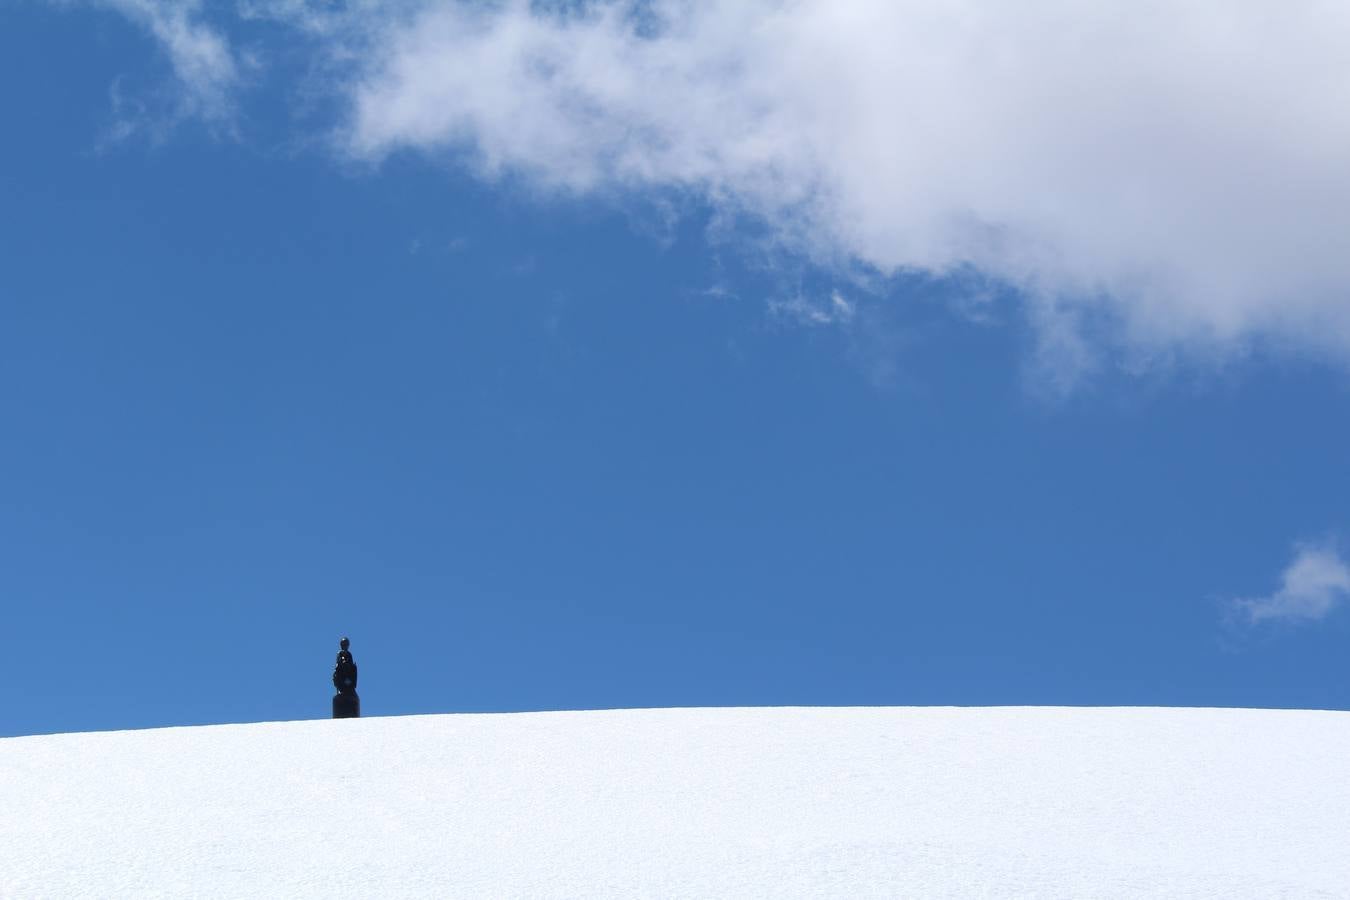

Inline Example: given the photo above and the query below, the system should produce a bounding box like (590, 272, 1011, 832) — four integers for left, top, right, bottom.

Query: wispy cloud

(73, 0, 239, 135)
(1232, 542, 1350, 626)
(770, 290, 855, 328)
(81, 1, 1350, 377)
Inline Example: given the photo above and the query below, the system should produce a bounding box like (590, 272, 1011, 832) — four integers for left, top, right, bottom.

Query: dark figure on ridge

(332, 636, 360, 719)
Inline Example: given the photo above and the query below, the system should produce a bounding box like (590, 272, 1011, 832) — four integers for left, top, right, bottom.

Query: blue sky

(4, 1, 1350, 737)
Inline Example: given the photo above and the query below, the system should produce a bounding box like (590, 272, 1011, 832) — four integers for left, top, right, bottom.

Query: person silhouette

(331, 636, 360, 718)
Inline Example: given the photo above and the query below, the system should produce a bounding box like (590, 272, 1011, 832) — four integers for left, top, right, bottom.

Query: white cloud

(105, 1, 1350, 373)
(770, 289, 855, 327)
(80, 0, 238, 127)
(1234, 542, 1350, 625)
(314, 0, 1350, 367)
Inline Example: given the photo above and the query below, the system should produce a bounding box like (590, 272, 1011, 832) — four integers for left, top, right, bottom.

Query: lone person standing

(332, 636, 360, 718)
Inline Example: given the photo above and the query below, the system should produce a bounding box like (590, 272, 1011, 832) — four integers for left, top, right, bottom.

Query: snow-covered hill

(2, 707, 1348, 898)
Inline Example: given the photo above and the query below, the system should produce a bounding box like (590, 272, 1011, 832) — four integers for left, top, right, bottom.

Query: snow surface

(3, 707, 1349, 898)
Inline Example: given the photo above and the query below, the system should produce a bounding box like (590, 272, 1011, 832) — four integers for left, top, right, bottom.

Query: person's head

(340, 637, 350, 651)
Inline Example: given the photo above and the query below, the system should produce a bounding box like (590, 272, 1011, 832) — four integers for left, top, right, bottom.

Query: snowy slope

(2, 707, 1348, 898)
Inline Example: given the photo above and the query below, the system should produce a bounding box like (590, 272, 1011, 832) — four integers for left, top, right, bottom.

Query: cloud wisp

(90, 0, 239, 130)
(1233, 542, 1350, 626)
(89, 1, 1350, 376)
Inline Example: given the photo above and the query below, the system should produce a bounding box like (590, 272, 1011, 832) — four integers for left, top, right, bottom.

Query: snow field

(2, 706, 1348, 898)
